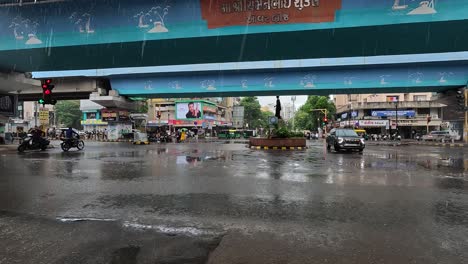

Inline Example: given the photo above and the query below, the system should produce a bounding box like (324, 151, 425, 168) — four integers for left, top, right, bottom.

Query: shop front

(102, 109, 132, 141)
(357, 120, 389, 135)
(81, 120, 108, 130)
(390, 119, 442, 139)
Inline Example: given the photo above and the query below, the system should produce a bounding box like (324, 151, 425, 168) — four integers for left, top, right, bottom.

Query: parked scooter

(17, 134, 50, 153)
(60, 137, 85, 152)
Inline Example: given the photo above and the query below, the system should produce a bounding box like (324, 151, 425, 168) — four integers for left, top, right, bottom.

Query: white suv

(422, 131, 455, 142)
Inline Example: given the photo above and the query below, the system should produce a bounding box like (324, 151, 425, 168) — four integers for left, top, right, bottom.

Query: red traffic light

(324, 117, 328, 122)
(45, 79, 52, 84)
(42, 84, 48, 89)
(44, 89, 51, 95)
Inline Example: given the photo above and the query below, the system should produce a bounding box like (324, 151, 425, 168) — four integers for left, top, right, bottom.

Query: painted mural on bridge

(0, 0, 466, 51)
(110, 64, 468, 96)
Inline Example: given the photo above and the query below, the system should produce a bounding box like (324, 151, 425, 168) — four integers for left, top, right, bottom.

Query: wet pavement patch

(94, 193, 427, 227)
(111, 246, 140, 264)
(0, 211, 223, 264)
(2, 142, 468, 263)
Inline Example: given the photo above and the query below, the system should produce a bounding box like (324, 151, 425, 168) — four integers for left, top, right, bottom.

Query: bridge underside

(108, 61, 468, 98)
(1, 20, 467, 72)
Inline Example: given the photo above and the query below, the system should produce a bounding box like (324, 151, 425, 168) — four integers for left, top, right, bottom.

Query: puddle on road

(434, 176, 468, 190)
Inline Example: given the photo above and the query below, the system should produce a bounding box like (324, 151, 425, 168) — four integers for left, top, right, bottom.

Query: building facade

(80, 100, 108, 132)
(281, 103, 295, 121)
(334, 93, 449, 139)
(148, 98, 236, 130)
(6, 101, 55, 132)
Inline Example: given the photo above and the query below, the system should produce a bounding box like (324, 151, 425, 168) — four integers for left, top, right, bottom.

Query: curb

(133, 141, 150, 145)
(86, 139, 133, 143)
(249, 146, 307, 150)
(367, 143, 408, 147)
(419, 143, 465, 148)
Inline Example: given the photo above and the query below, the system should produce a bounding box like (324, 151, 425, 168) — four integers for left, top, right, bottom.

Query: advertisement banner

(200, 0, 342, 29)
(176, 102, 203, 120)
(0, 94, 16, 117)
(102, 110, 117, 122)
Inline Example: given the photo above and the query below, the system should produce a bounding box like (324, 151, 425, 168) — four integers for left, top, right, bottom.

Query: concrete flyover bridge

(0, 0, 467, 73)
(0, 0, 466, 99)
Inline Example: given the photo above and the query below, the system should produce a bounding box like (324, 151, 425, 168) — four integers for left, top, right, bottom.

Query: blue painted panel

(0, 0, 467, 51)
(110, 64, 468, 96)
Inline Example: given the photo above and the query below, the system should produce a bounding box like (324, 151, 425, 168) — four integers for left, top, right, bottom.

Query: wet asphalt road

(1, 141, 468, 263)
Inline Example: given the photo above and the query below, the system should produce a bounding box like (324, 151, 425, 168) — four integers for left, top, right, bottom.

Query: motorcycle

(60, 137, 85, 152)
(17, 134, 50, 153)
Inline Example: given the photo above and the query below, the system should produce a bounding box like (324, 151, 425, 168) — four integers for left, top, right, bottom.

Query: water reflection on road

(1, 142, 467, 243)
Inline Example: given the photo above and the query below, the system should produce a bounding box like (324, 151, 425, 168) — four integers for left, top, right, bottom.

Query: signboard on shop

(371, 110, 415, 117)
(118, 110, 130, 121)
(39, 109, 49, 125)
(358, 120, 388, 127)
(81, 119, 107, 125)
(102, 110, 130, 122)
(102, 110, 117, 122)
(394, 119, 441, 127)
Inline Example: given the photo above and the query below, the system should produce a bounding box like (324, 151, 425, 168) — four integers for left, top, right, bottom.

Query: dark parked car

(326, 128, 365, 152)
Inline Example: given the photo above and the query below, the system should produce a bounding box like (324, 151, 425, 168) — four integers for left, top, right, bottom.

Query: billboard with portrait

(176, 102, 203, 120)
(0, 94, 17, 117)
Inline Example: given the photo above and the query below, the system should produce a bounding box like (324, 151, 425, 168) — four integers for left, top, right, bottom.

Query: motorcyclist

(29, 126, 43, 146)
(65, 127, 79, 145)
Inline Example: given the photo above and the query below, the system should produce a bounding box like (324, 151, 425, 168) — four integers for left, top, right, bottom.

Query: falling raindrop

(141, 40, 146, 59)
(425, 24, 431, 46)
(47, 28, 53, 57)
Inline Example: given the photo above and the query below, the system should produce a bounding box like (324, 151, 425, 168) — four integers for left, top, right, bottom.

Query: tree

(239, 97, 263, 128)
(55, 100, 82, 128)
(258, 110, 274, 128)
(293, 96, 336, 131)
(138, 100, 149, 114)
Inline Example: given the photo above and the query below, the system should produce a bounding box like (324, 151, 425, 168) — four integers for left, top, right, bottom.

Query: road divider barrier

(250, 146, 306, 150)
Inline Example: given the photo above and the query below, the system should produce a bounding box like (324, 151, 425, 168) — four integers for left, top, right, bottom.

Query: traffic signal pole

(311, 109, 329, 134)
(34, 101, 38, 127)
